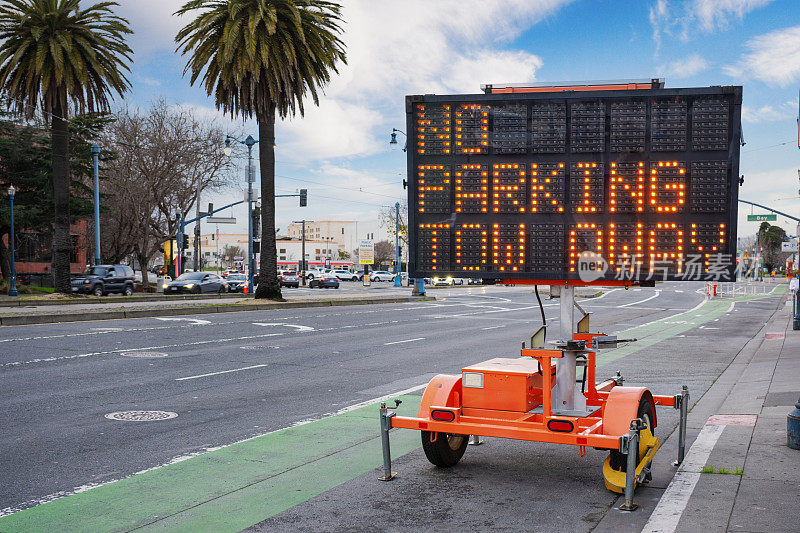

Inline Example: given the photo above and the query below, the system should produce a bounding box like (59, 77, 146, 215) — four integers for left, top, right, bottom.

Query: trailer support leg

(469, 435, 484, 445)
(378, 403, 396, 481)
(673, 385, 689, 466)
(620, 420, 641, 511)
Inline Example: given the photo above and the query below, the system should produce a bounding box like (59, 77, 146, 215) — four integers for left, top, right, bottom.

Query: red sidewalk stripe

(706, 414, 757, 426)
(765, 332, 785, 340)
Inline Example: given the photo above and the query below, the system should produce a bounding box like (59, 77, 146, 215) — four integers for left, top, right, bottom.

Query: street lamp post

(394, 202, 402, 287)
(91, 144, 101, 265)
(225, 135, 259, 294)
(389, 129, 407, 152)
(7, 185, 17, 297)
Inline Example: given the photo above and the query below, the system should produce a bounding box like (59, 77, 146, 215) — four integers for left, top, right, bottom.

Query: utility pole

(194, 180, 201, 271)
(91, 144, 101, 266)
(301, 220, 306, 285)
(394, 202, 402, 287)
(215, 224, 220, 275)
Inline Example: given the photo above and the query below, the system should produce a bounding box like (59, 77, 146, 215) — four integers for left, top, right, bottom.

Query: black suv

(71, 265, 136, 296)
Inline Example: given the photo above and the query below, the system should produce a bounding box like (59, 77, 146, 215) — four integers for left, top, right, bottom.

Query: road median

(0, 296, 436, 326)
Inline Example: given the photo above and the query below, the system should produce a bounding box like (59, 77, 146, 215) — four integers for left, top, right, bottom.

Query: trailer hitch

(592, 336, 638, 350)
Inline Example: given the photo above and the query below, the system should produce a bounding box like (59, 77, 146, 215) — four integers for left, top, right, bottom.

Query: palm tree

(176, 0, 346, 300)
(0, 0, 132, 293)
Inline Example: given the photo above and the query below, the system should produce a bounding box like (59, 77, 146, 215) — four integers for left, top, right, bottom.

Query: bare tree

(378, 200, 409, 249)
(373, 240, 393, 267)
(222, 245, 244, 267)
(100, 100, 234, 287)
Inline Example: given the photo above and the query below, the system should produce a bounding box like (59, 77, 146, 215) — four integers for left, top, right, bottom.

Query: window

(315, 249, 320, 253)
(342, 228, 345, 234)
(280, 256, 286, 260)
(280, 248, 286, 253)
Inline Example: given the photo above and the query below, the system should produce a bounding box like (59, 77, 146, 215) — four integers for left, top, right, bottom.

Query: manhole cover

(120, 351, 168, 358)
(105, 410, 178, 422)
(240, 345, 279, 351)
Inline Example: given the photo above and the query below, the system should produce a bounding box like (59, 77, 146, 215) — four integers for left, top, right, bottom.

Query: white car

(432, 276, 464, 286)
(305, 269, 327, 280)
(330, 269, 359, 281)
(369, 271, 396, 282)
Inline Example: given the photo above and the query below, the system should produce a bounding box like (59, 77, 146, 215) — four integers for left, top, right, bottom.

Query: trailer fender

(418, 374, 462, 418)
(602, 386, 657, 437)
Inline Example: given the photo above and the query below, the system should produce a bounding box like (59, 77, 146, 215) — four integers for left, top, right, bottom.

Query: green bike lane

(0, 286, 786, 532)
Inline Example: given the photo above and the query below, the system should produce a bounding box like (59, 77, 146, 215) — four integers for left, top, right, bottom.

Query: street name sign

(207, 217, 237, 224)
(747, 214, 777, 222)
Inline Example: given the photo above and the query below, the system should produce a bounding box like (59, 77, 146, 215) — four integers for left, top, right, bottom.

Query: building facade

(286, 221, 358, 254)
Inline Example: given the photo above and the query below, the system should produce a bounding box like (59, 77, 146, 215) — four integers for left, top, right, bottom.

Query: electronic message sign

(406, 85, 742, 282)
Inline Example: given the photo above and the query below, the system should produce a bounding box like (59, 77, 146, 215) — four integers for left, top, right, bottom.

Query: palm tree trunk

(51, 98, 72, 293)
(254, 106, 282, 300)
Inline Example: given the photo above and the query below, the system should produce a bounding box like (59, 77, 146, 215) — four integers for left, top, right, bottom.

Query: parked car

(71, 265, 136, 296)
(369, 271, 396, 282)
(330, 269, 359, 281)
(309, 274, 340, 289)
(432, 276, 464, 286)
(279, 270, 300, 288)
(164, 272, 228, 294)
(225, 273, 248, 292)
(305, 269, 327, 280)
(467, 278, 482, 285)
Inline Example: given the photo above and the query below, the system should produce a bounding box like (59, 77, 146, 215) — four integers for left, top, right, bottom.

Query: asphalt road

(0, 282, 782, 529)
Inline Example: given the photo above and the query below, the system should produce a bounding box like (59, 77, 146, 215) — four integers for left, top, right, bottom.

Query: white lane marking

(674, 290, 684, 293)
(727, 302, 735, 313)
(625, 297, 707, 330)
(252, 323, 314, 332)
(0, 381, 428, 517)
(2, 333, 283, 368)
(383, 337, 425, 346)
(619, 289, 661, 308)
(642, 423, 725, 533)
(175, 364, 268, 381)
(481, 325, 506, 330)
(155, 318, 212, 325)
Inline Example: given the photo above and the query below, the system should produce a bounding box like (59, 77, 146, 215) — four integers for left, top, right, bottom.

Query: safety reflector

(431, 409, 456, 422)
(547, 419, 574, 432)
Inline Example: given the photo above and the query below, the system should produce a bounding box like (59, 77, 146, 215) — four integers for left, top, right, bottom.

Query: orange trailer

(378, 281, 689, 511)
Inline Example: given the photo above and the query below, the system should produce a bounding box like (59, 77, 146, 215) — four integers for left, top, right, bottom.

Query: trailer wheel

(421, 431, 468, 467)
(608, 397, 654, 472)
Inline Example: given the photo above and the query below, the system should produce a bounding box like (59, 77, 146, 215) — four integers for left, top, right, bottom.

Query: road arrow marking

(252, 323, 314, 332)
(155, 318, 211, 325)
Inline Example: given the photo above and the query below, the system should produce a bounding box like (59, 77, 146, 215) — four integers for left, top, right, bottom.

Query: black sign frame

(406, 86, 742, 282)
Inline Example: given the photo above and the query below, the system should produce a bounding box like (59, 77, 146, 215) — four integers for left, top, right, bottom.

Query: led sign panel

(406, 86, 742, 282)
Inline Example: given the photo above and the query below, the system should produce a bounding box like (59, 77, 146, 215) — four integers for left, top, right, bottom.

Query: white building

(287, 221, 358, 254)
(187, 233, 354, 270)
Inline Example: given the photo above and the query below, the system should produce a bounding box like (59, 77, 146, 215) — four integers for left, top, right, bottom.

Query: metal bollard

(619, 419, 641, 511)
(378, 403, 396, 481)
(788, 397, 800, 450)
(674, 385, 689, 466)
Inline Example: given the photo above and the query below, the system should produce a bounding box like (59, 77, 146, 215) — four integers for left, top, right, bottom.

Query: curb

(0, 296, 436, 326)
(0, 292, 251, 307)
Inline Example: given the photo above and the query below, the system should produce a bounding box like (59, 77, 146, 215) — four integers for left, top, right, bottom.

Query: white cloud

(116, 0, 570, 164)
(648, 0, 772, 47)
(741, 104, 793, 123)
(724, 25, 800, 86)
(692, 0, 773, 31)
(659, 53, 710, 78)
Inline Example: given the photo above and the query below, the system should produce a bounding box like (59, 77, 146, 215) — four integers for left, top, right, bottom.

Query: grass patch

(0, 280, 54, 295)
(701, 464, 743, 475)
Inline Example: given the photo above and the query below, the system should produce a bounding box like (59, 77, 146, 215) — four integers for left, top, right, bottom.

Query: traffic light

(208, 202, 214, 214)
(253, 240, 261, 254)
(299, 189, 307, 207)
(182, 234, 189, 250)
(252, 206, 261, 238)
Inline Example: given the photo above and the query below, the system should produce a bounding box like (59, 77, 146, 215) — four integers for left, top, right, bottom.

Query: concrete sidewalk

(597, 291, 800, 532)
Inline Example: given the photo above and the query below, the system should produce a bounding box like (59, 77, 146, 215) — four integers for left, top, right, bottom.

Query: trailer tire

(421, 431, 468, 467)
(608, 397, 654, 472)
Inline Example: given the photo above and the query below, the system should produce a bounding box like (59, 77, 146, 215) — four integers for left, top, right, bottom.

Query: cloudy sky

(113, 0, 800, 241)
